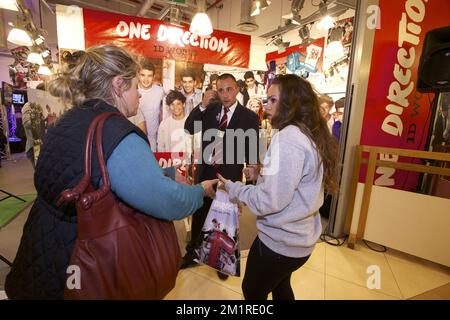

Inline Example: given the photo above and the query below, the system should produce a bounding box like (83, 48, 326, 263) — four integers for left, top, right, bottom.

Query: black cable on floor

(320, 220, 348, 247)
(320, 218, 386, 251)
(363, 239, 387, 253)
(320, 233, 348, 246)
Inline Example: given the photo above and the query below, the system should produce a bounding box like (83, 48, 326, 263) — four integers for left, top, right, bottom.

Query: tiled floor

(1, 154, 449, 300)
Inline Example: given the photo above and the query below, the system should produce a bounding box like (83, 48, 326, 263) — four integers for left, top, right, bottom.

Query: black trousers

(186, 164, 222, 256)
(26, 147, 35, 169)
(185, 197, 213, 256)
(242, 236, 310, 300)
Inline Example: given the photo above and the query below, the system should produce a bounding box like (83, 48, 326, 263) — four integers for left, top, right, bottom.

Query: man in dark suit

(184, 74, 259, 280)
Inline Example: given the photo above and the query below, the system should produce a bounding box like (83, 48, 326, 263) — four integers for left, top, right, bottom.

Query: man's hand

(201, 90, 219, 108)
(216, 173, 229, 187)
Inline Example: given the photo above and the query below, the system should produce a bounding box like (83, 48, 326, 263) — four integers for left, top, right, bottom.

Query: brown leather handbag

(58, 112, 181, 300)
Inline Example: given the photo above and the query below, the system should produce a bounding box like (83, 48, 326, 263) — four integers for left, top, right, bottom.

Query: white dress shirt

(217, 101, 238, 127)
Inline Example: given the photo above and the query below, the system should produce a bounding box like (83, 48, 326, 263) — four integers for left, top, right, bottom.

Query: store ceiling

(42, 0, 221, 25)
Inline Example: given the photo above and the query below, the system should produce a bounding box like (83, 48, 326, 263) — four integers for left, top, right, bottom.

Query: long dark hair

(271, 74, 339, 194)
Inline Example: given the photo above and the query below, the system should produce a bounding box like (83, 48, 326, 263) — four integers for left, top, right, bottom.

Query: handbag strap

(57, 112, 124, 208)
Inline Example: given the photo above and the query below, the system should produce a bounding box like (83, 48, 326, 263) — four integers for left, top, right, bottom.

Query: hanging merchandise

(286, 49, 321, 78)
(266, 38, 325, 91)
(8, 46, 40, 89)
(194, 190, 240, 277)
(7, 0, 55, 83)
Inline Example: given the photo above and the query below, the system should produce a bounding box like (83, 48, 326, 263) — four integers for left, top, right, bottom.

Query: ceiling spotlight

(268, 36, 290, 53)
(316, 0, 336, 31)
(7, 25, 33, 46)
(282, 13, 300, 24)
(317, 15, 335, 31)
(298, 25, 310, 40)
(190, 0, 213, 36)
(27, 50, 45, 65)
(268, 36, 281, 46)
(41, 49, 51, 58)
(299, 25, 314, 47)
(250, 0, 270, 17)
(34, 34, 45, 45)
(291, 0, 305, 24)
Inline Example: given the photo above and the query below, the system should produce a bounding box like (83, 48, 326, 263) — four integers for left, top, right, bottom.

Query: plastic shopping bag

(194, 190, 240, 277)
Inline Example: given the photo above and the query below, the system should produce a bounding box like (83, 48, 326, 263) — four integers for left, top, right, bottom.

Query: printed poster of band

(59, 47, 205, 178)
(58, 49, 205, 121)
(160, 60, 205, 119)
(59, 47, 197, 124)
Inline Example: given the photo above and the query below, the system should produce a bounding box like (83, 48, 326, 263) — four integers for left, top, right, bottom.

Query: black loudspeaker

(417, 26, 450, 93)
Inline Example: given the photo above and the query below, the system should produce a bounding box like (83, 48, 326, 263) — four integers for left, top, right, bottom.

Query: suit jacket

(185, 102, 259, 183)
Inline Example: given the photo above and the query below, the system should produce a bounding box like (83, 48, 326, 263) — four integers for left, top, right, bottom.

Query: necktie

(219, 107, 229, 130)
(211, 107, 229, 171)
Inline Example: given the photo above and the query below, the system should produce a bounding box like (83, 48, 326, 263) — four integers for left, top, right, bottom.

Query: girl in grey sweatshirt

(218, 74, 338, 300)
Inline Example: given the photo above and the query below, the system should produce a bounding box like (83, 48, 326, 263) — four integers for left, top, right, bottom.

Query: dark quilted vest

(5, 100, 147, 300)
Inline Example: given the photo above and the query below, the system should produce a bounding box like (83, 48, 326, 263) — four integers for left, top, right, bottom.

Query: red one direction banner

(359, 0, 450, 191)
(154, 152, 198, 182)
(83, 8, 251, 68)
(154, 152, 185, 168)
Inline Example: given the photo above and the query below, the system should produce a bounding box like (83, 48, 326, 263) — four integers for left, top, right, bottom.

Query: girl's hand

(243, 164, 261, 181)
(216, 173, 228, 186)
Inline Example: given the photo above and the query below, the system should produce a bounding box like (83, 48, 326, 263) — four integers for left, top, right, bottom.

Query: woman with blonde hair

(218, 74, 339, 300)
(5, 44, 218, 299)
